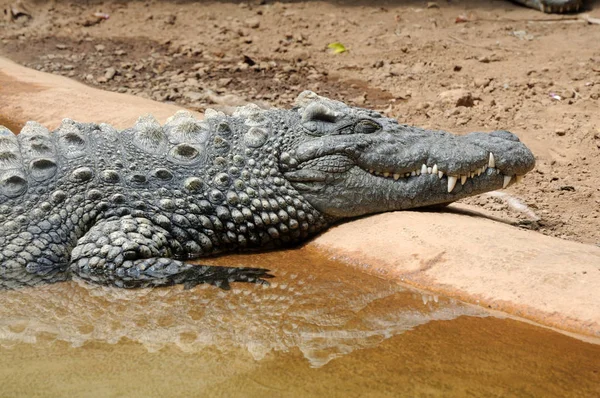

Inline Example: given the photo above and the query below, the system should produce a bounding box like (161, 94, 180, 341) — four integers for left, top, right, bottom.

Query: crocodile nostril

(490, 130, 520, 142)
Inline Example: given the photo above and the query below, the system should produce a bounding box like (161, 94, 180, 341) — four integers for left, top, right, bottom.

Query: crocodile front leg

(69, 216, 272, 289)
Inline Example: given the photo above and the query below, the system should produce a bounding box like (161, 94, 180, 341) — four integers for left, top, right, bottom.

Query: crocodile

(513, 0, 582, 13)
(0, 91, 536, 290)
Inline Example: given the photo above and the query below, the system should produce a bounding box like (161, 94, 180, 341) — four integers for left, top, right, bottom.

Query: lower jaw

(381, 173, 508, 211)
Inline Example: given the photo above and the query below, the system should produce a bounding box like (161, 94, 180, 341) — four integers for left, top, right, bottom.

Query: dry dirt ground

(1, 0, 599, 245)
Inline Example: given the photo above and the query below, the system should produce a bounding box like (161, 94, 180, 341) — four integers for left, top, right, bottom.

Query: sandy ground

(1, 0, 600, 245)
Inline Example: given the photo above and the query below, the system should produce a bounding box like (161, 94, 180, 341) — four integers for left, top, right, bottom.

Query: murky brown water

(0, 248, 599, 397)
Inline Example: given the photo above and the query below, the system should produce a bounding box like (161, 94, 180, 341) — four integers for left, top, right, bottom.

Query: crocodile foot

(180, 265, 274, 290)
(512, 0, 583, 13)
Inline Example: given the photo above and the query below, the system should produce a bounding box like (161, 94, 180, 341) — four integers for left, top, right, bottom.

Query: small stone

(104, 67, 117, 80)
(437, 89, 475, 107)
(55, 44, 69, 50)
(555, 129, 566, 136)
(165, 14, 176, 25)
(183, 91, 204, 102)
(95, 44, 105, 52)
(245, 17, 260, 29)
(474, 77, 492, 88)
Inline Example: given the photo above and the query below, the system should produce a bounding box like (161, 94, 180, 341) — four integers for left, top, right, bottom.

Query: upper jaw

(284, 129, 535, 194)
(355, 130, 535, 193)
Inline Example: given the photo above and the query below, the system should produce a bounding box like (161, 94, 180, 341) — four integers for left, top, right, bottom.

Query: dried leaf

(327, 42, 347, 54)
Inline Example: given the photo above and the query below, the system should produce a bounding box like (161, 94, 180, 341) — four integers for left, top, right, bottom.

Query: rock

(477, 54, 502, 63)
(95, 44, 105, 52)
(244, 17, 260, 29)
(183, 91, 204, 102)
(218, 77, 233, 86)
(55, 44, 69, 50)
(351, 93, 367, 105)
(437, 89, 475, 107)
(474, 77, 492, 88)
(415, 102, 431, 110)
(165, 14, 176, 25)
(104, 67, 116, 81)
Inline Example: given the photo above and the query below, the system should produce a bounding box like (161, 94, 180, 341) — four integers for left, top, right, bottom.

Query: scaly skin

(0, 92, 535, 290)
(512, 0, 582, 13)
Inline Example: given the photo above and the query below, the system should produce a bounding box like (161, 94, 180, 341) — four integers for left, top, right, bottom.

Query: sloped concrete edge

(0, 56, 197, 131)
(309, 209, 600, 337)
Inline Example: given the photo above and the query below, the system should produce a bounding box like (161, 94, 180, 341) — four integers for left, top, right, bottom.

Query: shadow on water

(0, 247, 599, 396)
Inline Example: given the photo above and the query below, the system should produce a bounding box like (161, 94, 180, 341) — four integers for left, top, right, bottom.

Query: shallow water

(1, 247, 599, 397)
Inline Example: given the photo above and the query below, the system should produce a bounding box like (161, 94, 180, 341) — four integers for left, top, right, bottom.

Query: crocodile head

(280, 91, 535, 219)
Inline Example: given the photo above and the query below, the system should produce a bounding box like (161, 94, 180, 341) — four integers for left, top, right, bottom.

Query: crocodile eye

(354, 120, 380, 134)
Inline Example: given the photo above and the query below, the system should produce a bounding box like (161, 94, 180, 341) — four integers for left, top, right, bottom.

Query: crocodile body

(0, 92, 535, 290)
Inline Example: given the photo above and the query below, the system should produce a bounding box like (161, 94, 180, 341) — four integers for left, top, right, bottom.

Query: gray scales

(0, 92, 535, 290)
(513, 0, 582, 12)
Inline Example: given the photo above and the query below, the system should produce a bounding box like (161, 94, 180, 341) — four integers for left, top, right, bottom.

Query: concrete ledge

(0, 57, 194, 131)
(309, 209, 600, 337)
(1, 56, 598, 337)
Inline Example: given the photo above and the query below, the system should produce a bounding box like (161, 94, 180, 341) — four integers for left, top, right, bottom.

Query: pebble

(437, 89, 475, 107)
(104, 67, 116, 80)
(244, 18, 260, 29)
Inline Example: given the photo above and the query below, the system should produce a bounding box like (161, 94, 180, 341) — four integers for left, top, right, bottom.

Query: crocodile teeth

(438, 170, 444, 179)
(460, 175, 467, 185)
(421, 164, 427, 175)
(488, 152, 496, 168)
(447, 176, 458, 193)
(515, 175, 524, 184)
(432, 164, 438, 175)
(503, 175, 513, 188)
(393, 173, 400, 180)
(383, 172, 390, 177)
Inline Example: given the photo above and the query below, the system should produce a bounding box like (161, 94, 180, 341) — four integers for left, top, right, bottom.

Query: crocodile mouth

(361, 152, 524, 193)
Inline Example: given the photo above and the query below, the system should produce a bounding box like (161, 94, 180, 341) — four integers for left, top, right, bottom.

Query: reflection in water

(0, 248, 484, 367)
(1, 247, 600, 396)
